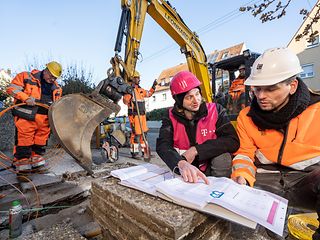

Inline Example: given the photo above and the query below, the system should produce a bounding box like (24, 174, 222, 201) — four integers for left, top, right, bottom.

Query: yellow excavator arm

(49, 0, 212, 173)
(116, 0, 212, 101)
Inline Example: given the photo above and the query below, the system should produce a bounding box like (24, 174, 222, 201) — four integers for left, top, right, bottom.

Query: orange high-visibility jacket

(7, 70, 62, 103)
(123, 85, 155, 115)
(228, 78, 245, 100)
(232, 101, 320, 187)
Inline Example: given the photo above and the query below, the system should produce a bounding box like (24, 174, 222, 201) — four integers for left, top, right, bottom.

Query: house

(287, 0, 320, 90)
(145, 63, 188, 112)
(0, 69, 13, 108)
(146, 43, 246, 112)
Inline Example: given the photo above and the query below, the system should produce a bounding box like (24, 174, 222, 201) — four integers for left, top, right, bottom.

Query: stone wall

(0, 108, 14, 151)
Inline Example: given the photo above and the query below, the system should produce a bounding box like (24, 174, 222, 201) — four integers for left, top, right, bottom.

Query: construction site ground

(0, 131, 297, 239)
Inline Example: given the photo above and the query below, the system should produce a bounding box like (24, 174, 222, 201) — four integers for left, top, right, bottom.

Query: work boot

(131, 153, 142, 160)
(31, 154, 46, 169)
(13, 158, 32, 172)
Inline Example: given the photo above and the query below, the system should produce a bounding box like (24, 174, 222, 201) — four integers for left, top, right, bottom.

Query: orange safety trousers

(14, 114, 50, 148)
(129, 115, 148, 154)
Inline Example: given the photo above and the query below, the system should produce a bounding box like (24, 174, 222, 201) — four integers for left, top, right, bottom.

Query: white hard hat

(244, 47, 303, 86)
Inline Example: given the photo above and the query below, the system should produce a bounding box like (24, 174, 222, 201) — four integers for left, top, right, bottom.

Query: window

(221, 52, 228, 59)
(162, 93, 167, 101)
(152, 96, 156, 102)
(307, 35, 319, 48)
(300, 64, 314, 79)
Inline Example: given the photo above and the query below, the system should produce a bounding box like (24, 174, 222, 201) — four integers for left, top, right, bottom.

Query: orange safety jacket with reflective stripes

(228, 78, 245, 100)
(123, 85, 155, 115)
(7, 70, 61, 102)
(232, 101, 320, 187)
(6, 70, 62, 118)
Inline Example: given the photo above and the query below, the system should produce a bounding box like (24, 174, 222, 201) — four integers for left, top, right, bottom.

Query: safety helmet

(238, 64, 245, 70)
(245, 47, 303, 86)
(46, 61, 62, 78)
(170, 71, 201, 96)
(133, 70, 140, 78)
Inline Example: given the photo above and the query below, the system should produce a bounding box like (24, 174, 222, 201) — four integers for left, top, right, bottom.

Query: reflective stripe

(289, 156, 320, 170)
(233, 154, 253, 163)
(32, 160, 46, 167)
(256, 168, 280, 173)
(12, 89, 23, 95)
(8, 83, 23, 90)
(16, 164, 32, 171)
(232, 163, 256, 176)
(130, 144, 139, 153)
(255, 150, 273, 164)
(14, 107, 33, 114)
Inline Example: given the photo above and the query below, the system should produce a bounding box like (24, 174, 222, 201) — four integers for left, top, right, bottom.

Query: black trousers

(254, 168, 320, 238)
(204, 153, 232, 177)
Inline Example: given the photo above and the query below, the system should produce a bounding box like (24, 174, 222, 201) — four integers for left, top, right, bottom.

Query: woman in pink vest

(156, 71, 239, 184)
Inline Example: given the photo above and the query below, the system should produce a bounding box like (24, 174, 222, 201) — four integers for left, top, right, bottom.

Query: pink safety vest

(169, 103, 218, 172)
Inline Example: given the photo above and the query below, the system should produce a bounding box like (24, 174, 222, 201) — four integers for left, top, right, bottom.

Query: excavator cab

(210, 49, 260, 122)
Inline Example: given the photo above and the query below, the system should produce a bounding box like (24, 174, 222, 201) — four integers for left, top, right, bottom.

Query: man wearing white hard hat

(230, 47, 320, 239)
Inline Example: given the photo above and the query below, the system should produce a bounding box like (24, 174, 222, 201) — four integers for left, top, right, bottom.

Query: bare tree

(240, 0, 320, 42)
(60, 63, 95, 95)
(24, 56, 95, 95)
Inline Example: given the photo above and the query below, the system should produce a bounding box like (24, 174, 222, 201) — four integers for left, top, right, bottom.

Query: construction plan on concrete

(156, 176, 288, 236)
(111, 163, 288, 236)
(111, 164, 257, 229)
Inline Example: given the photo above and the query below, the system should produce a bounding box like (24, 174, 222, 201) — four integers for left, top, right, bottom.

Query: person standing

(157, 71, 239, 184)
(6, 61, 62, 177)
(231, 48, 320, 239)
(123, 70, 158, 159)
(226, 64, 247, 115)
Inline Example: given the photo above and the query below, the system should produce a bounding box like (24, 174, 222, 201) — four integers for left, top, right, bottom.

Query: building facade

(287, 1, 320, 90)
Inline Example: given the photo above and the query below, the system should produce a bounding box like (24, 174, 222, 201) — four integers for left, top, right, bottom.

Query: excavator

(49, 0, 213, 174)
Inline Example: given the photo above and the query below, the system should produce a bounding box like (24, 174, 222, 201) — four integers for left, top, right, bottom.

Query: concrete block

(91, 177, 231, 240)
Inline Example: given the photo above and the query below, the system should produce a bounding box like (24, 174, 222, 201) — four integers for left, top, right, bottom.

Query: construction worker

(226, 64, 247, 115)
(123, 70, 158, 159)
(231, 48, 320, 239)
(6, 61, 62, 177)
(156, 71, 239, 184)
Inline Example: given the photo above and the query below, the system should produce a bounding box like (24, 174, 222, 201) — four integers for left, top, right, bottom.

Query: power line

(141, 0, 262, 64)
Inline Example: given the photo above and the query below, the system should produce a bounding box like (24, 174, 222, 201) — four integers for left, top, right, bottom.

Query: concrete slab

(91, 176, 231, 240)
(0, 148, 85, 191)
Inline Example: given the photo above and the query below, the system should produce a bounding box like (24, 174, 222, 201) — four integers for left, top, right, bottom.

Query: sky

(0, 0, 317, 88)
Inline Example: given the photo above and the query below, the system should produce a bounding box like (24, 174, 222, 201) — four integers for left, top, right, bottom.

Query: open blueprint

(110, 163, 290, 235)
(156, 177, 288, 236)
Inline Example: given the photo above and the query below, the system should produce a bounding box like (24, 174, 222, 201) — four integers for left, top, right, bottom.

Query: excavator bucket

(48, 93, 120, 174)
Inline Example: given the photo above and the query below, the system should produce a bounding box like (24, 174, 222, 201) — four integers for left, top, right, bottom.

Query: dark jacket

(156, 102, 240, 171)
